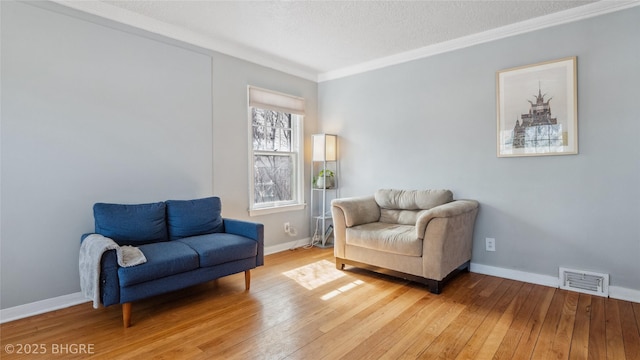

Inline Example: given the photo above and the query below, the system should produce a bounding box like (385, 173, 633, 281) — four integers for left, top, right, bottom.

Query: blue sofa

(82, 196, 264, 327)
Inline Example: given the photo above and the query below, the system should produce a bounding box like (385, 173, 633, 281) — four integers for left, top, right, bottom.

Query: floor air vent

(559, 267, 609, 297)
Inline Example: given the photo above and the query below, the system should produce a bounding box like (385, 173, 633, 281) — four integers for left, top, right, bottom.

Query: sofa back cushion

(94, 202, 168, 245)
(375, 189, 453, 225)
(166, 197, 224, 240)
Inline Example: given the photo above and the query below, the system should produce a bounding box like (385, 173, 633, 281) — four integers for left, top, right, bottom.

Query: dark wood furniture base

(335, 258, 470, 294)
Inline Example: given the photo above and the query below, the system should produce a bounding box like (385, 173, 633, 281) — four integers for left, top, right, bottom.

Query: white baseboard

(609, 286, 640, 303)
(0, 238, 313, 324)
(0, 292, 89, 324)
(470, 262, 559, 288)
(470, 262, 640, 303)
(3, 255, 636, 324)
(264, 237, 312, 255)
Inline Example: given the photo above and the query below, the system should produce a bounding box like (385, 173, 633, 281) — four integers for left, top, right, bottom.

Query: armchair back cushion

(166, 197, 224, 240)
(94, 202, 168, 246)
(375, 189, 453, 225)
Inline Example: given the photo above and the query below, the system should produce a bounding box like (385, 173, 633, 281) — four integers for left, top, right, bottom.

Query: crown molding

(318, 0, 640, 82)
(42, 0, 640, 83)
(47, 0, 319, 82)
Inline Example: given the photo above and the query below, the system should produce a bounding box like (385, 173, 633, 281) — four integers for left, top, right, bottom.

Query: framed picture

(496, 57, 578, 157)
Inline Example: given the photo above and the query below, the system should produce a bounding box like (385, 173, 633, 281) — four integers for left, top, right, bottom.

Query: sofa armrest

(80, 234, 120, 306)
(99, 249, 121, 306)
(223, 219, 264, 267)
(416, 200, 479, 239)
(331, 196, 380, 227)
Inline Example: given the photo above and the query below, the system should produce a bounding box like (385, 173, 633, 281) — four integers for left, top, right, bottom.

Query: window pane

(252, 108, 292, 152)
(253, 125, 266, 150)
(251, 108, 265, 126)
(275, 112, 291, 128)
(254, 155, 293, 204)
(273, 128, 292, 151)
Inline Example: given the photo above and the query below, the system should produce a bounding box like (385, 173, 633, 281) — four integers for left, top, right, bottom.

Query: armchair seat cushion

(177, 233, 258, 267)
(346, 223, 422, 257)
(118, 241, 199, 286)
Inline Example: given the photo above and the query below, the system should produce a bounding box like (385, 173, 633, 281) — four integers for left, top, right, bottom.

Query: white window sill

(249, 203, 306, 217)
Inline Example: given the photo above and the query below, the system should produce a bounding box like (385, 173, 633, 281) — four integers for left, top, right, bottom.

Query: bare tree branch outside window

(252, 108, 295, 204)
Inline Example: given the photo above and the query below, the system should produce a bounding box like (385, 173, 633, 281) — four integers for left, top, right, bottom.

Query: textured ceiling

(100, 1, 597, 75)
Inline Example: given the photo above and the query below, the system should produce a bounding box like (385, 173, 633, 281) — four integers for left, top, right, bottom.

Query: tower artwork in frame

(496, 57, 578, 157)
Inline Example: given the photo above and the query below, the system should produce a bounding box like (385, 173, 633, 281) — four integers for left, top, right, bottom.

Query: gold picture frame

(496, 57, 578, 157)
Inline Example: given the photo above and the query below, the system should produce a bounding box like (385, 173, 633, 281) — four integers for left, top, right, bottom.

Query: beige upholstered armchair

(331, 189, 479, 294)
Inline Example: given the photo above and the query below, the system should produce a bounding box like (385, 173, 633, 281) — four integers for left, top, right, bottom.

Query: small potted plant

(314, 169, 335, 189)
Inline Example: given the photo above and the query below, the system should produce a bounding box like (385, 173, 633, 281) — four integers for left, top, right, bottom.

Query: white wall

(0, 1, 317, 309)
(319, 7, 640, 291)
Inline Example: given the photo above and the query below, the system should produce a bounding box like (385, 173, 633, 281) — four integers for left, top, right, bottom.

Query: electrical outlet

(486, 238, 496, 252)
(284, 222, 290, 233)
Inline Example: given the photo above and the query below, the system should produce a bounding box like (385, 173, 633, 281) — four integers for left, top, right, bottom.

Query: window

(248, 86, 305, 216)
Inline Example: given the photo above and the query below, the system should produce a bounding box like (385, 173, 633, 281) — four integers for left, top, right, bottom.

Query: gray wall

(319, 7, 640, 290)
(210, 53, 317, 239)
(1, 1, 316, 309)
(2, 0, 636, 310)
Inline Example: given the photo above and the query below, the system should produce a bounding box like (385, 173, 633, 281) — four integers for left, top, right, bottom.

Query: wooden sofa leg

(245, 270, 251, 290)
(122, 302, 132, 328)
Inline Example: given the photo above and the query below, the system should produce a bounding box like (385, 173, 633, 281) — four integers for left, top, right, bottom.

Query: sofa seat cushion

(177, 233, 258, 267)
(118, 241, 199, 287)
(346, 222, 422, 257)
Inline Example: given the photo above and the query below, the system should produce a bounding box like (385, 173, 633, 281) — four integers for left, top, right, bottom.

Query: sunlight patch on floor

(321, 279, 365, 301)
(282, 259, 346, 290)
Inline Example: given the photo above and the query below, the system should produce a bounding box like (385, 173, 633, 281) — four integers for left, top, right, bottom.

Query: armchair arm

(223, 218, 264, 266)
(331, 196, 380, 259)
(331, 196, 380, 227)
(418, 200, 479, 281)
(416, 200, 479, 239)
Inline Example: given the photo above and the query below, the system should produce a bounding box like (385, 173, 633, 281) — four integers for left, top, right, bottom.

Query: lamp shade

(312, 134, 337, 161)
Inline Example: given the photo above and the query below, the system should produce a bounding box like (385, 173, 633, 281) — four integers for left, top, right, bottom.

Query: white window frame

(248, 86, 305, 216)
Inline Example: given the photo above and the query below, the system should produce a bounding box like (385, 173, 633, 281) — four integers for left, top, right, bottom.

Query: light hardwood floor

(2, 247, 639, 359)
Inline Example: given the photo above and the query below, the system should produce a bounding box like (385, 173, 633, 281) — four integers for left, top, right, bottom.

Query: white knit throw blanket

(79, 234, 147, 308)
